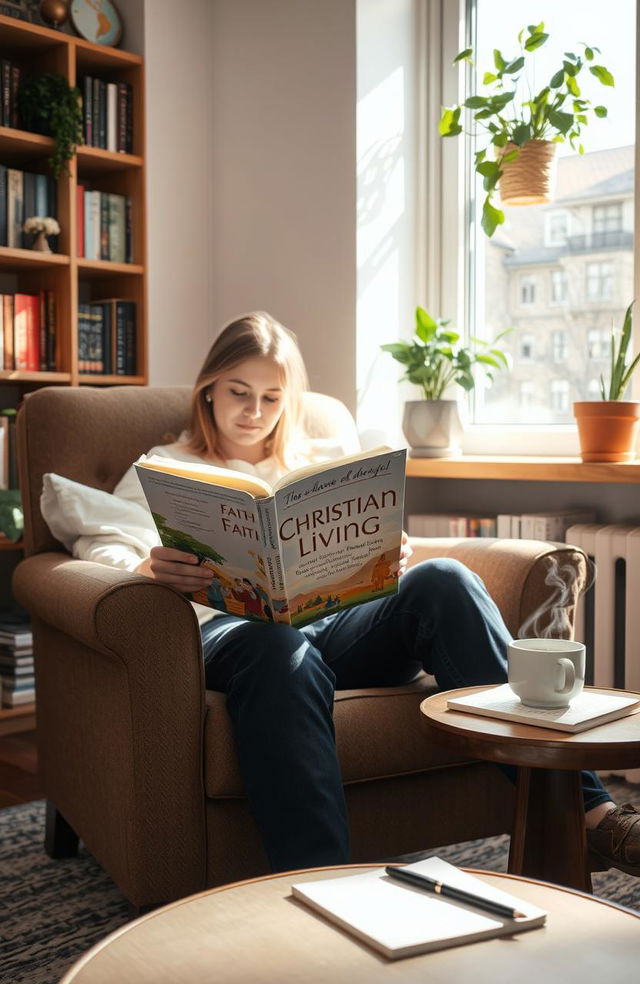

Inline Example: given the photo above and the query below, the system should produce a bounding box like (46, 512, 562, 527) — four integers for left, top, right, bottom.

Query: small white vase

(31, 230, 51, 253)
(402, 399, 463, 458)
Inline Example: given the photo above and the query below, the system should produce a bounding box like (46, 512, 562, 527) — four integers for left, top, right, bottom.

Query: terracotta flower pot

(499, 140, 557, 206)
(573, 401, 640, 463)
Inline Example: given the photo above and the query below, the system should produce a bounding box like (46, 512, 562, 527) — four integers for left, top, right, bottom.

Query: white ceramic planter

(402, 399, 463, 458)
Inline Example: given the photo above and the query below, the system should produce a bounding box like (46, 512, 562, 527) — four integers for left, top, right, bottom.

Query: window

(551, 330, 568, 362)
(545, 211, 569, 246)
(550, 379, 570, 412)
(587, 328, 609, 359)
(586, 262, 614, 301)
(550, 271, 568, 305)
(440, 0, 636, 443)
(587, 378, 601, 397)
(520, 276, 536, 305)
(519, 381, 535, 407)
(593, 202, 623, 234)
(519, 333, 534, 360)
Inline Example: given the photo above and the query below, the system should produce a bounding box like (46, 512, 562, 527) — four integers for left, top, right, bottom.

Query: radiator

(565, 523, 640, 783)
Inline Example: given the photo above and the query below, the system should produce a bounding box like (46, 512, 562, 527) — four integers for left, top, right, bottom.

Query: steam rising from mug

(517, 555, 596, 640)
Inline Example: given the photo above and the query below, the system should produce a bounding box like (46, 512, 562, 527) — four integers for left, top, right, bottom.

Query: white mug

(508, 639, 586, 709)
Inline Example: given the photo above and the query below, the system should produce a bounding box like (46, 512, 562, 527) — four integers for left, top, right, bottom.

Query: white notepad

(291, 857, 546, 959)
(447, 684, 640, 733)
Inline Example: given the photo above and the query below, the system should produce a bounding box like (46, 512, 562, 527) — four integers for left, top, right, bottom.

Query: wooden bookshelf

(0, 16, 147, 735)
(0, 13, 147, 391)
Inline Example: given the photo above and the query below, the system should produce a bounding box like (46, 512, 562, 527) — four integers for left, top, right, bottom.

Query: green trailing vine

(18, 73, 83, 179)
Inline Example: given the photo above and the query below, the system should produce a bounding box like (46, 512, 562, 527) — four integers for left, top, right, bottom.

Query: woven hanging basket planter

(499, 140, 557, 206)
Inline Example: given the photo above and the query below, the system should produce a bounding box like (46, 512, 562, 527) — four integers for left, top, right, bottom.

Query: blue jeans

(202, 559, 611, 872)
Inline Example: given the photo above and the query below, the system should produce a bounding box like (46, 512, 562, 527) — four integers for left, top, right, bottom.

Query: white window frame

(586, 261, 614, 302)
(519, 276, 536, 305)
(545, 210, 570, 247)
(550, 379, 570, 413)
(551, 329, 568, 362)
(434, 0, 640, 456)
(593, 202, 623, 234)
(550, 270, 568, 306)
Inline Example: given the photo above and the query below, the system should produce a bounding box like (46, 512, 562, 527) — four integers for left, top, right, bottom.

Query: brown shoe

(587, 802, 640, 876)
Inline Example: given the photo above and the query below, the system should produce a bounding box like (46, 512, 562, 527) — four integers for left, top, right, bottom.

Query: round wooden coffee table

(420, 686, 640, 892)
(60, 865, 639, 983)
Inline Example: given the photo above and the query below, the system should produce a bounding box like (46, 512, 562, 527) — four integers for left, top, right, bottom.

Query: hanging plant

(18, 73, 83, 179)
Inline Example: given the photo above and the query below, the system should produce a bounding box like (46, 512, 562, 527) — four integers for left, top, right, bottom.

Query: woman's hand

(135, 546, 213, 594)
(392, 530, 413, 578)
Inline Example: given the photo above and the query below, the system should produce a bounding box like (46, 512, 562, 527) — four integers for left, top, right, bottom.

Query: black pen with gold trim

(384, 865, 525, 919)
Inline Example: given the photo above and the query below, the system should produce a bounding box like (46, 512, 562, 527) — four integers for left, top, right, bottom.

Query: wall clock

(70, 0, 122, 47)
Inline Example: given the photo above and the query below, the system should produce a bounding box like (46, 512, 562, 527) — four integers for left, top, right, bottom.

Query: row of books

(407, 509, 596, 542)
(0, 291, 56, 371)
(78, 299, 137, 375)
(82, 76, 133, 153)
(0, 165, 57, 249)
(0, 58, 21, 129)
(0, 610, 34, 708)
(77, 187, 133, 263)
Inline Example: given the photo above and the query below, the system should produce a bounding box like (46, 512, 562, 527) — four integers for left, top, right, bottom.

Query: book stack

(78, 299, 136, 375)
(0, 165, 58, 249)
(77, 187, 132, 263)
(81, 76, 133, 153)
(407, 514, 497, 537)
(0, 611, 34, 708)
(496, 509, 596, 541)
(0, 290, 57, 371)
(0, 57, 21, 129)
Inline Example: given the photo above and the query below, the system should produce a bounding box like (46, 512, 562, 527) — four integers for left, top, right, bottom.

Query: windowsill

(405, 455, 640, 483)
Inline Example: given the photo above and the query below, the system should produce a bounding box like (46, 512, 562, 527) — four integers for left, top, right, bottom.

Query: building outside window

(545, 211, 570, 246)
(587, 378, 601, 397)
(550, 379, 570, 412)
(520, 276, 536, 305)
(550, 270, 568, 305)
(551, 330, 568, 362)
(441, 0, 636, 438)
(519, 333, 535, 360)
(586, 262, 614, 301)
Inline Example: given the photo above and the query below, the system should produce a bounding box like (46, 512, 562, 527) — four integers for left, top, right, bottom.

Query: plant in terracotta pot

(381, 306, 510, 458)
(18, 73, 83, 179)
(574, 302, 640, 462)
(439, 23, 614, 237)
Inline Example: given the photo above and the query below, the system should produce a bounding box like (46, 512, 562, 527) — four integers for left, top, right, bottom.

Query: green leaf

(493, 48, 506, 71)
(584, 46, 594, 61)
(566, 75, 580, 96)
(415, 306, 438, 342)
(464, 96, 488, 109)
(528, 22, 545, 34)
(483, 72, 498, 85)
(548, 108, 574, 134)
(481, 197, 504, 238)
(524, 32, 549, 51)
(474, 149, 487, 164)
(476, 161, 500, 177)
(550, 69, 565, 89)
(590, 64, 615, 86)
(454, 47, 473, 63)
(594, 105, 608, 117)
(511, 123, 531, 145)
(562, 59, 578, 77)
(504, 56, 525, 74)
(501, 148, 519, 162)
(438, 107, 462, 136)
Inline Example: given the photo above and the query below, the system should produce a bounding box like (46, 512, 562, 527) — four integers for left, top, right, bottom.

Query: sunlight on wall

(356, 0, 418, 449)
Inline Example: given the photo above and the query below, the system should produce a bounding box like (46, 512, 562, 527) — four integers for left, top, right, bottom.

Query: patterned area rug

(2, 778, 640, 984)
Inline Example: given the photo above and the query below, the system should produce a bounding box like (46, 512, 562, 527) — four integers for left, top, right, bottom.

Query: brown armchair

(13, 385, 588, 907)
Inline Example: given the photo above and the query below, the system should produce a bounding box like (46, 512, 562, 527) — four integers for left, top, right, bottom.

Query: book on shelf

(407, 514, 496, 538)
(291, 856, 546, 959)
(79, 300, 136, 375)
(82, 190, 132, 263)
(2, 684, 35, 707)
(447, 684, 640, 733)
(496, 509, 596, 543)
(0, 291, 56, 372)
(135, 446, 406, 628)
(81, 76, 133, 153)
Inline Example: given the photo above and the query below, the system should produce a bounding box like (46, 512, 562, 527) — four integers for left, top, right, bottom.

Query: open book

(135, 446, 406, 627)
(447, 684, 640, 733)
(291, 857, 546, 959)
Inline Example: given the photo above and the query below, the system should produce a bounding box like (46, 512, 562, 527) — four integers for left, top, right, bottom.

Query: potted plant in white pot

(574, 302, 640, 462)
(439, 22, 614, 237)
(381, 306, 510, 458)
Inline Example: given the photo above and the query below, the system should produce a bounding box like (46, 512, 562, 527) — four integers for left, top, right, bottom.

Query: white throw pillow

(40, 472, 158, 558)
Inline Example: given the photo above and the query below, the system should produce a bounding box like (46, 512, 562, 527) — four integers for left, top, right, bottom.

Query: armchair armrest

(407, 537, 588, 639)
(12, 553, 208, 906)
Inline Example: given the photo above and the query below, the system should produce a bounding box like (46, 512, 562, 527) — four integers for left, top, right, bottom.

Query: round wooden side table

(420, 686, 640, 892)
(60, 865, 640, 983)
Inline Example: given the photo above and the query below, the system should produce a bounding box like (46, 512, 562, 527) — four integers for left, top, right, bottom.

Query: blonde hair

(185, 311, 309, 468)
